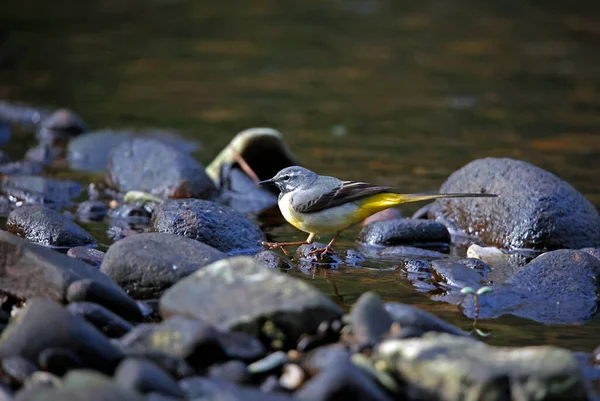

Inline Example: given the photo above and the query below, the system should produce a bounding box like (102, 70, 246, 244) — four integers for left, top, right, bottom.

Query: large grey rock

(100, 233, 227, 299)
(376, 333, 587, 401)
(151, 199, 264, 253)
(0, 230, 140, 321)
(0, 299, 123, 374)
(106, 138, 216, 199)
(465, 249, 600, 324)
(429, 157, 600, 251)
(160, 257, 343, 344)
(7, 205, 95, 248)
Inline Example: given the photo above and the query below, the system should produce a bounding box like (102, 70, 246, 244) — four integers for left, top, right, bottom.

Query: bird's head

(258, 166, 318, 194)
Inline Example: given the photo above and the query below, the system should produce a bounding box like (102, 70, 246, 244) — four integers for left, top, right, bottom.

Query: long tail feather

(394, 192, 498, 204)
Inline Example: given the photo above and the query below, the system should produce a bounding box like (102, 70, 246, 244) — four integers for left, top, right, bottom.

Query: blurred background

(1, 0, 600, 349)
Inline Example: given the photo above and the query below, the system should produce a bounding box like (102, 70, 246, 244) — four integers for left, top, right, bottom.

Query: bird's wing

(292, 178, 392, 213)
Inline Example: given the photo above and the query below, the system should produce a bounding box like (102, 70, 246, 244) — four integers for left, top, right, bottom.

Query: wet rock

(151, 199, 264, 253)
(114, 357, 184, 398)
(7, 205, 95, 248)
(384, 302, 466, 337)
(347, 292, 393, 348)
(1, 175, 81, 208)
(67, 302, 133, 338)
(376, 332, 587, 401)
(582, 247, 600, 261)
(0, 160, 43, 176)
(180, 376, 295, 400)
(361, 208, 402, 226)
(467, 244, 509, 266)
(67, 247, 105, 268)
(106, 138, 217, 199)
(76, 200, 108, 222)
(295, 243, 342, 266)
(429, 157, 600, 251)
(0, 231, 139, 319)
(68, 131, 131, 172)
(0, 299, 123, 374)
(359, 218, 450, 247)
(66, 279, 142, 322)
(38, 348, 82, 376)
(374, 245, 446, 259)
(254, 250, 293, 270)
(301, 344, 351, 376)
(36, 108, 87, 143)
(100, 232, 226, 299)
(2, 356, 39, 385)
(430, 259, 486, 289)
(208, 360, 251, 385)
(160, 257, 343, 345)
(296, 355, 393, 401)
(217, 166, 278, 214)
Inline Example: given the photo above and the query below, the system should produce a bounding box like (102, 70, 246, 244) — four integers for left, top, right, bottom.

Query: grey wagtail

(259, 166, 498, 256)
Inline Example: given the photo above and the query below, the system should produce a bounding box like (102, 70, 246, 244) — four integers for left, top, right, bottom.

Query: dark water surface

(1, 0, 600, 351)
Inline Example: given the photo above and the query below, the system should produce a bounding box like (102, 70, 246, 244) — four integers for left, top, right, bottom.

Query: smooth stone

(6, 205, 95, 248)
(430, 259, 486, 289)
(253, 250, 293, 270)
(36, 109, 87, 143)
(67, 247, 105, 268)
(0, 299, 123, 374)
(376, 333, 587, 401)
(0, 161, 43, 176)
(428, 157, 600, 251)
(150, 199, 264, 253)
(38, 348, 82, 376)
(114, 357, 184, 398)
(359, 218, 450, 247)
(2, 356, 39, 385)
(0, 231, 139, 321)
(208, 360, 252, 385)
(301, 344, 352, 376)
(217, 166, 278, 214)
(295, 357, 393, 401)
(100, 232, 227, 299)
(76, 200, 108, 222)
(67, 302, 133, 338)
(1, 175, 81, 207)
(347, 292, 393, 347)
(160, 257, 343, 344)
(66, 279, 142, 322)
(384, 302, 466, 337)
(106, 138, 216, 199)
(118, 347, 195, 381)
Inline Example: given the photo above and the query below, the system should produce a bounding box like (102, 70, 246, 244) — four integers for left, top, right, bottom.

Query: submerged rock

(359, 218, 450, 248)
(376, 333, 587, 401)
(0, 299, 123, 374)
(101, 232, 227, 299)
(429, 157, 600, 251)
(106, 138, 216, 199)
(0, 230, 140, 320)
(7, 205, 96, 248)
(67, 246, 105, 267)
(160, 257, 343, 344)
(150, 199, 264, 254)
(1, 175, 81, 208)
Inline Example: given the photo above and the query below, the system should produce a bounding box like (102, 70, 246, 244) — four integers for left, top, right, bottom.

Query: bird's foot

(262, 240, 308, 256)
(309, 245, 338, 257)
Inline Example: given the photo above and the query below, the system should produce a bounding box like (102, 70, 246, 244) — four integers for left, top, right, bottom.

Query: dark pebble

(114, 357, 184, 398)
(67, 247, 105, 268)
(0, 299, 123, 375)
(359, 218, 450, 247)
(118, 348, 195, 380)
(430, 259, 486, 289)
(38, 348, 82, 376)
(295, 242, 342, 265)
(100, 232, 227, 299)
(106, 138, 217, 199)
(301, 344, 351, 376)
(151, 199, 264, 254)
(253, 250, 293, 270)
(67, 302, 133, 338)
(347, 292, 393, 348)
(66, 279, 142, 322)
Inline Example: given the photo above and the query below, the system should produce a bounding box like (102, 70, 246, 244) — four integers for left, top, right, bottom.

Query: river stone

(429, 157, 600, 251)
(0, 299, 123, 374)
(66, 279, 142, 322)
(68, 131, 131, 172)
(376, 333, 587, 401)
(253, 250, 293, 270)
(7, 205, 96, 248)
(106, 138, 216, 199)
(347, 292, 393, 347)
(384, 303, 466, 337)
(114, 358, 184, 398)
(430, 259, 486, 289)
(160, 257, 343, 344)
(359, 218, 450, 247)
(0, 230, 136, 312)
(100, 233, 227, 299)
(67, 302, 133, 338)
(67, 247, 105, 268)
(1, 175, 81, 208)
(150, 199, 264, 253)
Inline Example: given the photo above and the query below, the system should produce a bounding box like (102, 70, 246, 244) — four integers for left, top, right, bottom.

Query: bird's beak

(258, 178, 274, 186)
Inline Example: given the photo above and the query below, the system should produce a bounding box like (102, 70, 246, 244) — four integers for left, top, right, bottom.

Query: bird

(258, 166, 498, 256)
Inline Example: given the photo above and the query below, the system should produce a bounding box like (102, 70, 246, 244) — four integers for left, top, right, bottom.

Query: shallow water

(1, 0, 600, 351)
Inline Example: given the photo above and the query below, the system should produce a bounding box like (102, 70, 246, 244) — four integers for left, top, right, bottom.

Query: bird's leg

(262, 234, 314, 255)
(309, 231, 341, 257)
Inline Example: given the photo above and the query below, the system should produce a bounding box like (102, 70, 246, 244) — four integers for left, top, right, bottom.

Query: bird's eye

(283, 175, 290, 181)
